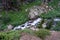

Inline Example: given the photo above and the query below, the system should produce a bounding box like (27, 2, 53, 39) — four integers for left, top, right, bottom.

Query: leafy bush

(52, 26, 60, 31)
(0, 24, 7, 31)
(21, 29, 35, 35)
(35, 29, 50, 39)
(0, 13, 11, 24)
(2, 16, 11, 24)
(0, 30, 21, 40)
(0, 29, 35, 40)
(0, 29, 51, 40)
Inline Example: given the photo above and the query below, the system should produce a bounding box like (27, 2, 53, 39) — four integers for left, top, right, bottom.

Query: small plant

(0, 30, 21, 40)
(35, 29, 50, 39)
(21, 29, 35, 35)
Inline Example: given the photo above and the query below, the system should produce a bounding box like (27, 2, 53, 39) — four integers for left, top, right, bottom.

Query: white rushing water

(13, 18, 42, 30)
(13, 18, 60, 30)
(54, 18, 60, 21)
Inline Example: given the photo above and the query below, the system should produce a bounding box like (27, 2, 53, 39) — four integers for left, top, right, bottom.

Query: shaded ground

(20, 31, 60, 40)
(20, 33, 42, 40)
(45, 31, 60, 40)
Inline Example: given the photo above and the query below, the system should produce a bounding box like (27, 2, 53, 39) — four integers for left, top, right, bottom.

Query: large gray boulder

(28, 6, 45, 19)
(28, 5, 53, 19)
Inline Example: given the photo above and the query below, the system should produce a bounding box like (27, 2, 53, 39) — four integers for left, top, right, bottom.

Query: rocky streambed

(13, 5, 60, 31)
(13, 18, 42, 30)
(13, 18, 60, 30)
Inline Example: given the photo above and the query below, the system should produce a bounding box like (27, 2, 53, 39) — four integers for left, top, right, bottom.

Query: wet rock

(42, 23, 47, 29)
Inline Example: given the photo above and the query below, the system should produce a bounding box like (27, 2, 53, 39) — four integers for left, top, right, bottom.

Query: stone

(42, 23, 47, 29)
(7, 24, 13, 30)
(30, 27, 39, 31)
(0, 15, 2, 17)
(28, 6, 44, 19)
(28, 5, 53, 19)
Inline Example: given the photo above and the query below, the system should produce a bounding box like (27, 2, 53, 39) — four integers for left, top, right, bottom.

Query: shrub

(0, 24, 7, 31)
(35, 29, 50, 39)
(21, 29, 35, 35)
(0, 30, 21, 40)
(52, 26, 60, 31)
(2, 16, 11, 24)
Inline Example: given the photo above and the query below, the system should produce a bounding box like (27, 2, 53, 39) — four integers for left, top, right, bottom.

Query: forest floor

(20, 31, 60, 40)
(45, 31, 60, 40)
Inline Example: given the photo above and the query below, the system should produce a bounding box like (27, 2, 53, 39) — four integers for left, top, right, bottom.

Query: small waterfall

(13, 18, 60, 30)
(13, 18, 42, 30)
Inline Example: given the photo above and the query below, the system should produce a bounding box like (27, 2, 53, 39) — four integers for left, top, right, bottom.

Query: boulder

(42, 23, 47, 29)
(7, 24, 13, 30)
(28, 5, 53, 19)
(28, 6, 45, 19)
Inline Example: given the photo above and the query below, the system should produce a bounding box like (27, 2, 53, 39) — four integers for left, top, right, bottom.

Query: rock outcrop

(28, 5, 53, 19)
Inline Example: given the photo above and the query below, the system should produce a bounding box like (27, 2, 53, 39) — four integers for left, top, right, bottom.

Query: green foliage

(35, 29, 50, 39)
(52, 26, 60, 31)
(0, 30, 21, 40)
(0, 0, 41, 30)
(0, 29, 34, 40)
(0, 10, 29, 27)
(0, 24, 7, 31)
(37, 19, 44, 28)
(0, 0, 41, 29)
(52, 22, 60, 31)
(2, 15, 11, 24)
(22, 29, 35, 35)
(45, 19, 54, 29)
(40, 0, 60, 19)
(0, 29, 51, 40)
(40, 9, 60, 19)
